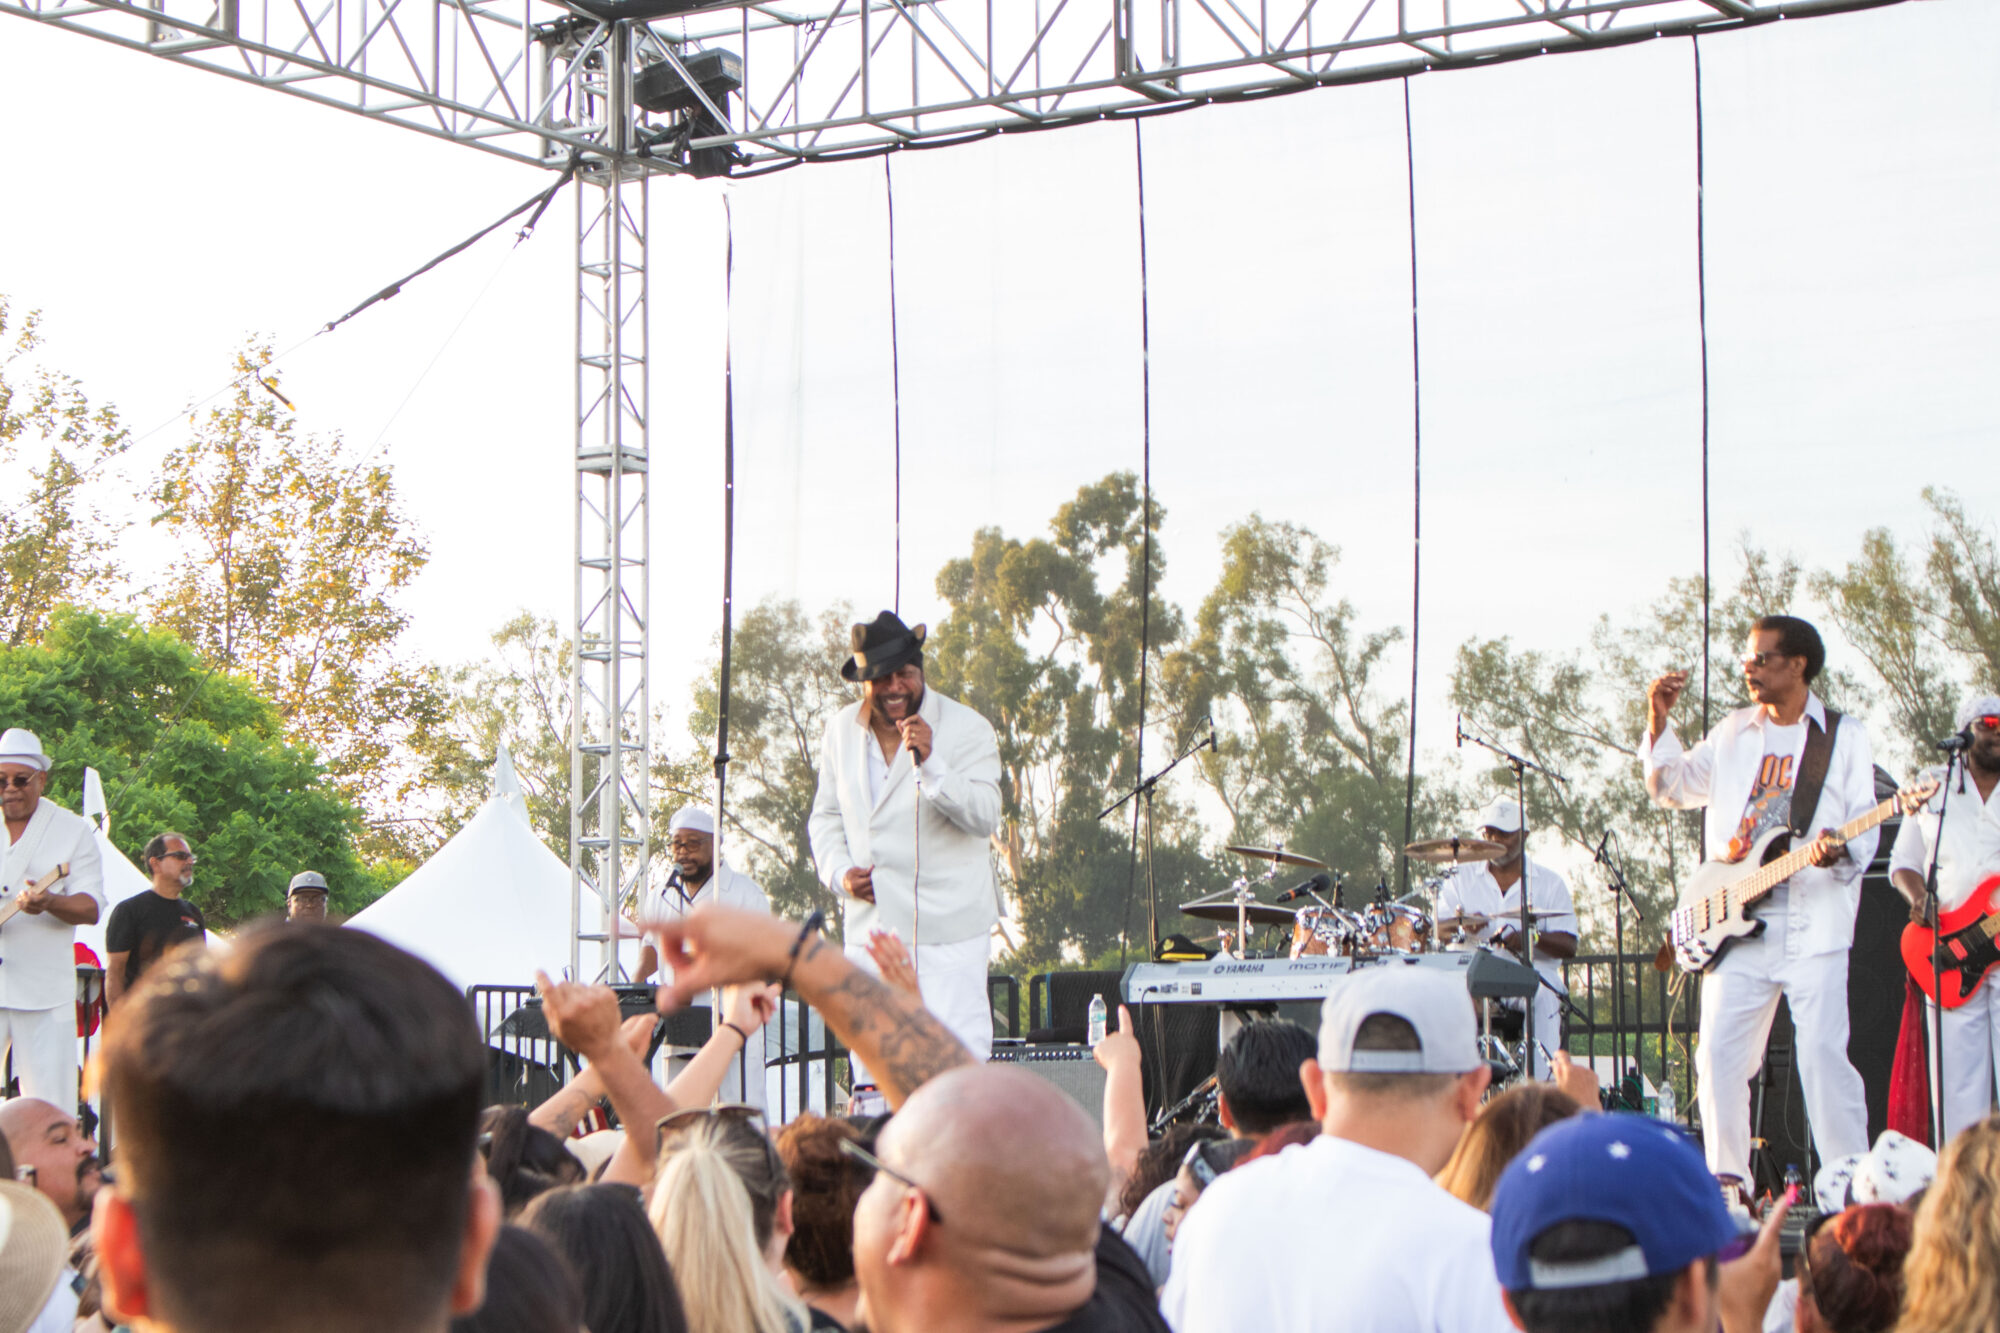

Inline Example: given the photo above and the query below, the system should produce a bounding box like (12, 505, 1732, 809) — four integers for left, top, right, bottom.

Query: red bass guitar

(1903, 873, 2000, 1009)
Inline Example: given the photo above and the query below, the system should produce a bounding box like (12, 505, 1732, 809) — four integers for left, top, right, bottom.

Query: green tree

(0, 298, 128, 645)
(0, 607, 390, 926)
(145, 344, 439, 832)
(661, 599, 856, 924)
(926, 473, 1207, 969)
(1163, 516, 1416, 895)
(408, 613, 576, 860)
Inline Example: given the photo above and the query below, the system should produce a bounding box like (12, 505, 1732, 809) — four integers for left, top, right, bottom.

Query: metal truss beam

(2, 0, 1908, 175)
(569, 23, 652, 983)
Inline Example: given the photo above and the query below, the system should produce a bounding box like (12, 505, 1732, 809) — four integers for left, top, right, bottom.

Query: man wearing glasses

(1890, 693, 2000, 1141)
(0, 728, 104, 1106)
(634, 806, 771, 1106)
(1641, 616, 1875, 1188)
(105, 832, 209, 1009)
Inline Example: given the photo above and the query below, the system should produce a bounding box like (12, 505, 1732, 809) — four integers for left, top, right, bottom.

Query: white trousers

(0, 1006, 74, 1110)
(1695, 922, 1868, 1181)
(844, 934, 993, 1088)
(1927, 982, 2000, 1144)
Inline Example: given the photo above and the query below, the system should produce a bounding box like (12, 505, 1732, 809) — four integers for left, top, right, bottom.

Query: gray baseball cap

(287, 871, 329, 897)
(1318, 964, 1482, 1073)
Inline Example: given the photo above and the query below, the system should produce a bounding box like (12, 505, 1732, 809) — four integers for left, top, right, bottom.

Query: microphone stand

(1922, 746, 1959, 1149)
(1597, 832, 1646, 1092)
(1102, 727, 1215, 962)
(1457, 715, 1569, 1079)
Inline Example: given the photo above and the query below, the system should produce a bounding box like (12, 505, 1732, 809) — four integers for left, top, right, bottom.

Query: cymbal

(1178, 898, 1299, 927)
(1403, 836, 1506, 865)
(1223, 844, 1330, 870)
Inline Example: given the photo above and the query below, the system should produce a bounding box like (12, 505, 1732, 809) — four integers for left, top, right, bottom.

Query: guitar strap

(1787, 708, 1843, 840)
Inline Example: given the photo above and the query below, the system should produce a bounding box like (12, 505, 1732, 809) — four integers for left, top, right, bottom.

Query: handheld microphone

(1456, 713, 1463, 749)
(1207, 715, 1218, 753)
(1592, 829, 1611, 866)
(1938, 729, 1974, 754)
(1272, 871, 1332, 904)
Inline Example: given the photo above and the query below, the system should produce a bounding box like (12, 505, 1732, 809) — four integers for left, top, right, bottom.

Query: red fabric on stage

(1887, 974, 1932, 1146)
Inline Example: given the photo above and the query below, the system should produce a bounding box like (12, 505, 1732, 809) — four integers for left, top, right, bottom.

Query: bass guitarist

(1890, 694, 2000, 1142)
(1641, 615, 1874, 1188)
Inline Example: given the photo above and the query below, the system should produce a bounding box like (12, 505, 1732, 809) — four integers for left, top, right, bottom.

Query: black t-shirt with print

(105, 890, 207, 986)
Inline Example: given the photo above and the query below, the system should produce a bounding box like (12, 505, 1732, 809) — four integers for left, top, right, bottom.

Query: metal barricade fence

(1560, 953, 1699, 1119)
(472, 974, 1026, 1124)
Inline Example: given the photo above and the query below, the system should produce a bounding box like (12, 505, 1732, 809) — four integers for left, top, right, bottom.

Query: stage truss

(0, 0, 1908, 978)
(2, 0, 1904, 173)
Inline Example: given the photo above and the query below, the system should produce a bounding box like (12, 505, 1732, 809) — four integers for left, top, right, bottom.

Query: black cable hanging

(1117, 120, 1157, 969)
(713, 196, 738, 864)
(1399, 77, 1423, 896)
(886, 158, 905, 614)
(1693, 38, 1714, 773)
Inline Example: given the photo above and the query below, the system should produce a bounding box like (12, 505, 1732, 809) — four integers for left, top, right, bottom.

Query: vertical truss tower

(570, 23, 651, 983)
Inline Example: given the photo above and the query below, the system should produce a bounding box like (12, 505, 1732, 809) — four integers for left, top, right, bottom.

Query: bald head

(854, 1067, 1108, 1331)
(0, 1097, 101, 1227)
(891, 1064, 1106, 1251)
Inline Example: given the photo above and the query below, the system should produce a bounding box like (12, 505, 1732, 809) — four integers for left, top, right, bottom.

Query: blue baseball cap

(1490, 1113, 1738, 1292)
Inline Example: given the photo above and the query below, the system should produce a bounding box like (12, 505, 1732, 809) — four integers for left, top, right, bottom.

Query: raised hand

(1647, 670, 1688, 737)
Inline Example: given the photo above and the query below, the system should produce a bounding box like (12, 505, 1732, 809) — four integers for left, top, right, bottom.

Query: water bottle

(1658, 1079, 1677, 1124)
(1087, 994, 1108, 1046)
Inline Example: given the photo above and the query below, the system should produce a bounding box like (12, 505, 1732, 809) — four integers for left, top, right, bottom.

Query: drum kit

(1177, 837, 1566, 1079)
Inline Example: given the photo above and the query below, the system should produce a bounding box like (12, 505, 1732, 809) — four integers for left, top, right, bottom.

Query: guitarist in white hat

(1889, 692, 2000, 1142)
(1641, 616, 1875, 1189)
(0, 729, 104, 1107)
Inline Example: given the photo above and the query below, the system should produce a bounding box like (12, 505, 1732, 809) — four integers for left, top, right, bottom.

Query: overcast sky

(2, 0, 1996, 853)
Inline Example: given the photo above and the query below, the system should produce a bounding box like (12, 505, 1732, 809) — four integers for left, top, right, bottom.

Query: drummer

(1434, 796, 1579, 1079)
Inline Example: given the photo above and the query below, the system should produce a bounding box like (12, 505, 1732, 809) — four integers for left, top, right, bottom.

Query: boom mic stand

(1596, 830, 1646, 1093)
(1921, 745, 1960, 1149)
(1457, 714, 1569, 1080)
(1102, 723, 1217, 962)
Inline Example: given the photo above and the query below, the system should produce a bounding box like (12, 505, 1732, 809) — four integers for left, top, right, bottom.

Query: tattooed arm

(653, 906, 972, 1110)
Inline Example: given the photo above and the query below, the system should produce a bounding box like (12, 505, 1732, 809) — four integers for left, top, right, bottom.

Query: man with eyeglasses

(634, 806, 771, 1106)
(0, 728, 103, 1107)
(1641, 615, 1876, 1188)
(105, 832, 209, 1010)
(1890, 693, 2000, 1141)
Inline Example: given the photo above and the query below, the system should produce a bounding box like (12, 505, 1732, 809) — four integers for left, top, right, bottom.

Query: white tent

(76, 768, 154, 965)
(348, 749, 579, 992)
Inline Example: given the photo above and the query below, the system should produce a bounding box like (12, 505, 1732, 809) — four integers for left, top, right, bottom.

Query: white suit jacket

(0, 799, 105, 1010)
(810, 688, 1002, 945)
(1639, 692, 1877, 957)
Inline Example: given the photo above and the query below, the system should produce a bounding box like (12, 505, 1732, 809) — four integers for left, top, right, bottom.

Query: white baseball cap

(1318, 964, 1482, 1074)
(1477, 797, 1524, 834)
(1814, 1129, 1936, 1213)
(0, 729, 49, 774)
(667, 807, 715, 837)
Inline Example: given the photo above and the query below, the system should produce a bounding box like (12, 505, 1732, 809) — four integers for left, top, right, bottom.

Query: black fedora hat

(843, 610, 927, 683)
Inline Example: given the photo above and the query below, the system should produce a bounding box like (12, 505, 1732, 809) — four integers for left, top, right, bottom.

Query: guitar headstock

(1898, 777, 1944, 817)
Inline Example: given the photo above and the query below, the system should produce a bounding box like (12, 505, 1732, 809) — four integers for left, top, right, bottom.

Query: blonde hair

(1435, 1082, 1582, 1212)
(1896, 1115, 2000, 1333)
(649, 1117, 804, 1333)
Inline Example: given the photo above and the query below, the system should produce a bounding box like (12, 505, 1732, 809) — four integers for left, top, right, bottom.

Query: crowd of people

(2, 615, 1999, 1333)
(0, 899, 1967, 1333)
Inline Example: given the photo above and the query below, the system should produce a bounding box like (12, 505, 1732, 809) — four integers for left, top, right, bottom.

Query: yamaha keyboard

(1122, 949, 1540, 1006)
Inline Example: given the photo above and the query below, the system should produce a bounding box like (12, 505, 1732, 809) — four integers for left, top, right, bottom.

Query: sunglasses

(1973, 716, 2000, 733)
(0, 774, 39, 790)
(162, 851, 197, 864)
(1740, 652, 1795, 670)
(839, 1136, 944, 1224)
(654, 1102, 765, 1154)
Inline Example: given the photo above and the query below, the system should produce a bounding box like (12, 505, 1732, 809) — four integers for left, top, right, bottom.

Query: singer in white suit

(0, 729, 104, 1108)
(810, 611, 1003, 1080)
